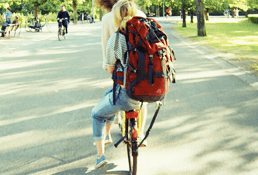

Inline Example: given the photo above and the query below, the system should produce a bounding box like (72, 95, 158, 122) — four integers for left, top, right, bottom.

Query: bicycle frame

(114, 102, 162, 175)
(57, 18, 67, 41)
(114, 110, 140, 148)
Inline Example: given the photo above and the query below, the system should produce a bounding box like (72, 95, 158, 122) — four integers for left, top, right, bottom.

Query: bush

(248, 14, 258, 24)
(38, 13, 57, 23)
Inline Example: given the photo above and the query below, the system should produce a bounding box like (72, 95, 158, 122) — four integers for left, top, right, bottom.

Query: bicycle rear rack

(114, 102, 162, 152)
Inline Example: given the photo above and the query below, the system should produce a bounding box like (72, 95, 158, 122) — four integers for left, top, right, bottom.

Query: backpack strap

(112, 31, 120, 105)
(114, 31, 120, 59)
(148, 55, 154, 85)
(135, 101, 162, 151)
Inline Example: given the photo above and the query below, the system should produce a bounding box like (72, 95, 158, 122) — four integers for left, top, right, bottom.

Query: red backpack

(113, 17, 176, 103)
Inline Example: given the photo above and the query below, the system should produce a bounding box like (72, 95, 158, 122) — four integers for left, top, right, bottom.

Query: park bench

(0, 23, 21, 37)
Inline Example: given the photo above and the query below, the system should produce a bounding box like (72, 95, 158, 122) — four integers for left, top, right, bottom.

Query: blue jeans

(91, 85, 140, 141)
(1, 21, 11, 37)
(58, 21, 68, 34)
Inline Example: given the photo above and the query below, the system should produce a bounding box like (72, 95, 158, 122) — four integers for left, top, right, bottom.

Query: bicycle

(114, 102, 162, 175)
(44, 17, 52, 32)
(57, 18, 67, 41)
(25, 16, 52, 33)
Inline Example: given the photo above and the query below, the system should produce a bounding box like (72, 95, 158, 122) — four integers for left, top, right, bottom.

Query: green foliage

(248, 0, 258, 8)
(1, 0, 258, 20)
(175, 19, 258, 63)
(21, 2, 34, 15)
(248, 14, 258, 23)
(39, 1, 59, 15)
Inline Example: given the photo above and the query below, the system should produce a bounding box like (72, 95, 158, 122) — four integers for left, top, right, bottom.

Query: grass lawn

(175, 19, 258, 76)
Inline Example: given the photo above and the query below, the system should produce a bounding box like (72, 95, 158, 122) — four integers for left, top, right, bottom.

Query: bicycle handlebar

(57, 18, 68, 22)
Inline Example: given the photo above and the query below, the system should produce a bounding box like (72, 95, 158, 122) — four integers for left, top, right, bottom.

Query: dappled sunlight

(146, 101, 258, 174)
(177, 69, 230, 80)
(2, 48, 85, 58)
(1, 50, 31, 58)
(180, 78, 211, 84)
(0, 115, 43, 127)
(234, 31, 245, 33)
(229, 35, 258, 46)
(0, 127, 92, 153)
(89, 79, 113, 88)
(229, 41, 258, 45)
(0, 78, 88, 97)
(51, 102, 97, 116)
(0, 82, 26, 96)
(1, 20, 258, 175)
(0, 98, 97, 126)
(0, 59, 62, 71)
(0, 77, 112, 97)
(203, 107, 239, 119)
(0, 101, 96, 127)
(0, 68, 59, 80)
(36, 49, 83, 55)
(206, 18, 247, 24)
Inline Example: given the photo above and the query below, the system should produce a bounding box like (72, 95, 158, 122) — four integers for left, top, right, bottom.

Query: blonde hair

(95, 0, 137, 12)
(112, 0, 137, 31)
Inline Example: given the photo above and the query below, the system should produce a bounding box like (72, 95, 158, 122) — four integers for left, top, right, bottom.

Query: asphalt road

(1, 17, 258, 175)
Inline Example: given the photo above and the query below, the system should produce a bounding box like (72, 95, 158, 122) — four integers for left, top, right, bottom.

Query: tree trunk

(73, 0, 77, 24)
(195, 0, 206, 36)
(33, 5, 39, 18)
(182, 3, 186, 27)
(191, 11, 194, 23)
(156, 5, 159, 17)
(99, 9, 103, 21)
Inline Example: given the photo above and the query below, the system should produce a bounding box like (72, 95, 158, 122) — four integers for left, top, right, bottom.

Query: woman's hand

(107, 65, 115, 74)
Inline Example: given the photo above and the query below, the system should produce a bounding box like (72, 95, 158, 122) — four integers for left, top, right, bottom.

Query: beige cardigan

(101, 9, 146, 70)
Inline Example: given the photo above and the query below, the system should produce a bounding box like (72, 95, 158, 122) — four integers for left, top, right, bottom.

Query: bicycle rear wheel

(63, 29, 66, 40)
(126, 119, 138, 175)
(46, 22, 52, 32)
(58, 27, 62, 41)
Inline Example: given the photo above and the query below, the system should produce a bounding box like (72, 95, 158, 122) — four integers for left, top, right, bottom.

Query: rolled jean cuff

(106, 116, 115, 124)
(93, 136, 104, 141)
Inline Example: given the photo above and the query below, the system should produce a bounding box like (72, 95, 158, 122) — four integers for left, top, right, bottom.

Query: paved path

(0, 17, 258, 175)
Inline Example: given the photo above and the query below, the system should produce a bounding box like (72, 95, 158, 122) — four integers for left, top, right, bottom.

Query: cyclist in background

(57, 5, 70, 34)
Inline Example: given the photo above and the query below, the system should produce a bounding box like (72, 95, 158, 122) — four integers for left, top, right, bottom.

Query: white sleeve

(136, 10, 146, 17)
(101, 15, 110, 69)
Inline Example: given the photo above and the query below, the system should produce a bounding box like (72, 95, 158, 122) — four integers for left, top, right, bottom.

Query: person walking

(166, 8, 172, 18)
(1, 7, 12, 37)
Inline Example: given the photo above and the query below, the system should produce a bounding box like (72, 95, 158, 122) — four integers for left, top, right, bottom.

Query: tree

(195, 0, 206, 36)
(181, 0, 195, 27)
(189, 1, 196, 23)
(182, 0, 187, 27)
(137, 0, 152, 13)
(149, 0, 162, 16)
(73, 0, 77, 23)
(27, 0, 48, 17)
(248, 0, 258, 8)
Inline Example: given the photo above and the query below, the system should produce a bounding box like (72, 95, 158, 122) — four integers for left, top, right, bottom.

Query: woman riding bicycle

(97, 0, 147, 152)
(57, 5, 70, 34)
(91, 0, 141, 169)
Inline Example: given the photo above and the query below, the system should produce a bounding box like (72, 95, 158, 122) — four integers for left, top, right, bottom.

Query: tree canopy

(1, 0, 258, 19)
